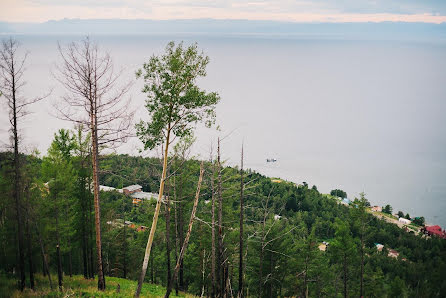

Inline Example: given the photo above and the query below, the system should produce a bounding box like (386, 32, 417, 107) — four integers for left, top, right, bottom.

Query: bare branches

(0, 38, 49, 133)
(54, 37, 134, 151)
(54, 37, 134, 291)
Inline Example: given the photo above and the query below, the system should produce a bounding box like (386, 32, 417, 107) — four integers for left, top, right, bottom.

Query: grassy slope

(1, 274, 194, 297)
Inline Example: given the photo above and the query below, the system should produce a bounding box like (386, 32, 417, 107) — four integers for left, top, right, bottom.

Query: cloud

(1, 0, 446, 23)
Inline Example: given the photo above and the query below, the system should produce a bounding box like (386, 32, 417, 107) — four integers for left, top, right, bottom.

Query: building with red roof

(422, 225, 446, 239)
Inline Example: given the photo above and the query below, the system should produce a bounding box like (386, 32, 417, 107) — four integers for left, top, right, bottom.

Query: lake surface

(1, 33, 445, 227)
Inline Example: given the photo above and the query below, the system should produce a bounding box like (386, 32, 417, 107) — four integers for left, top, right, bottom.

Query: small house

(130, 191, 160, 206)
(137, 226, 148, 232)
(123, 185, 142, 195)
(318, 243, 327, 251)
(371, 206, 382, 212)
(398, 217, 411, 225)
(375, 243, 384, 252)
(388, 249, 399, 258)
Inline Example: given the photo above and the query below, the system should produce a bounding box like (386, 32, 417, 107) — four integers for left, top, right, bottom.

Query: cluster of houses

(100, 184, 162, 206)
(375, 243, 406, 260)
(370, 205, 413, 225)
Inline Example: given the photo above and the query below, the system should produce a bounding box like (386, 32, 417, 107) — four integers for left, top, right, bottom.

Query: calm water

(1, 34, 445, 227)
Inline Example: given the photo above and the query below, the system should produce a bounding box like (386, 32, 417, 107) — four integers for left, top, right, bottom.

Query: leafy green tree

(382, 204, 393, 215)
(352, 192, 370, 297)
(330, 189, 347, 198)
(134, 41, 220, 297)
(397, 211, 404, 218)
(389, 276, 408, 297)
(41, 129, 76, 290)
(330, 219, 357, 298)
(72, 125, 94, 279)
(412, 217, 425, 226)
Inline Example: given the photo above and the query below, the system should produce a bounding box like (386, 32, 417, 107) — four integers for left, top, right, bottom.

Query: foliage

(135, 41, 220, 150)
(1, 152, 445, 297)
(413, 217, 425, 226)
(382, 204, 393, 215)
(330, 189, 347, 198)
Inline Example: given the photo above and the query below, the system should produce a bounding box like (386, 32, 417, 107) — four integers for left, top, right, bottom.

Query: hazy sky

(1, 0, 446, 23)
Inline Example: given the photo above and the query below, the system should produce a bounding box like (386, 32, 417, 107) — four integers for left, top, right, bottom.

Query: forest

(0, 36, 445, 297)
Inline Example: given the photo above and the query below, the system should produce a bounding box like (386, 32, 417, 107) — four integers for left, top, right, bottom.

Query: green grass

(370, 210, 397, 220)
(0, 273, 194, 297)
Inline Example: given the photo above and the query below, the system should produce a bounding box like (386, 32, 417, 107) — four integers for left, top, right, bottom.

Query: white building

(398, 217, 411, 225)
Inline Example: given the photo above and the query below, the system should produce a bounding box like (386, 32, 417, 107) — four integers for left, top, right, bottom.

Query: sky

(1, 0, 446, 24)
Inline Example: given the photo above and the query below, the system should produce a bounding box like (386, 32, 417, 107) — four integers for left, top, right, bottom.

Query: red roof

(425, 225, 446, 238)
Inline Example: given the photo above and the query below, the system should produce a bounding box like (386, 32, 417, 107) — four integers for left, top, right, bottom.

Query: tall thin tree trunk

(217, 138, 225, 297)
(260, 214, 266, 298)
(35, 223, 52, 289)
(178, 183, 184, 290)
(244, 235, 249, 298)
(56, 244, 63, 291)
(42, 254, 46, 277)
(68, 238, 73, 278)
(12, 77, 25, 291)
(360, 237, 364, 298)
(88, 182, 94, 279)
(259, 245, 264, 298)
(211, 157, 216, 297)
(303, 240, 310, 298)
(123, 207, 127, 279)
(151, 243, 155, 284)
(135, 125, 171, 297)
(238, 144, 244, 298)
(26, 219, 34, 290)
(91, 107, 106, 290)
(55, 205, 63, 291)
(343, 253, 347, 298)
(174, 181, 179, 296)
(81, 186, 88, 279)
(165, 162, 204, 298)
(165, 182, 172, 290)
(269, 252, 273, 298)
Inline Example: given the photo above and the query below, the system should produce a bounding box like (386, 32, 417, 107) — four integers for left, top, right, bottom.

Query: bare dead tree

(238, 143, 244, 298)
(0, 37, 48, 291)
(210, 147, 217, 297)
(217, 137, 229, 297)
(54, 37, 133, 290)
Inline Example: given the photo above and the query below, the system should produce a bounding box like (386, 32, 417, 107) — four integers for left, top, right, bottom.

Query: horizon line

(1, 17, 445, 25)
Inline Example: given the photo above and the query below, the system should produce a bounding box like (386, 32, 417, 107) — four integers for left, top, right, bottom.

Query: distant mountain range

(1, 19, 446, 39)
